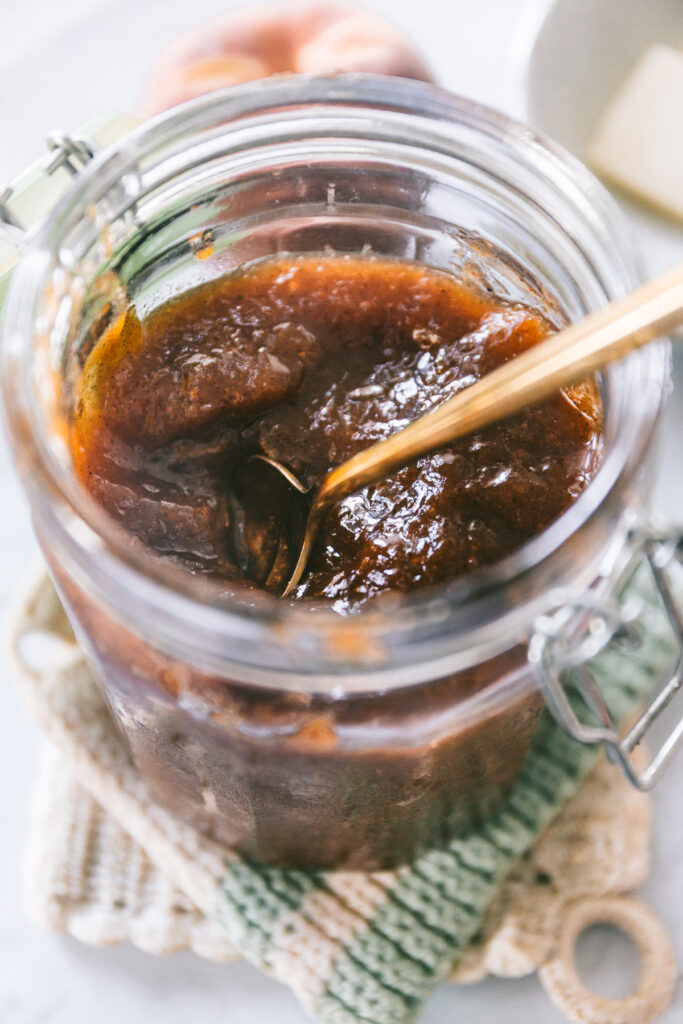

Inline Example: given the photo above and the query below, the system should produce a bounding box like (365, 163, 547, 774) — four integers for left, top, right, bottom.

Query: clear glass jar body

(1, 76, 669, 868)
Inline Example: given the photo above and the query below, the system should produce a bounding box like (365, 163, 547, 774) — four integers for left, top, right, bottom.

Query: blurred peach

(140, 2, 434, 114)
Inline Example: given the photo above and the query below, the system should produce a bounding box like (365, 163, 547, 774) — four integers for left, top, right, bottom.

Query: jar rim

(0, 73, 671, 693)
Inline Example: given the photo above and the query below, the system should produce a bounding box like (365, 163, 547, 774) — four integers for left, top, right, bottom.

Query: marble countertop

(0, 1, 681, 1022)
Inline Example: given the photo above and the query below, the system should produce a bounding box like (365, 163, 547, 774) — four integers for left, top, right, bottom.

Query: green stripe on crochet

(215, 859, 320, 964)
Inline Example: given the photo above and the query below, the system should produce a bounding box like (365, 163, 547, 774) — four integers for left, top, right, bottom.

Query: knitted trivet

(24, 741, 660, 987)
(7, 566, 679, 1024)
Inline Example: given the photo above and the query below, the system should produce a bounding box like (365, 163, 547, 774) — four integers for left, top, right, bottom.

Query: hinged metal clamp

(530, 524, 683, 790)
(45, 131, 97, 178)
(0, 131, 98, 239)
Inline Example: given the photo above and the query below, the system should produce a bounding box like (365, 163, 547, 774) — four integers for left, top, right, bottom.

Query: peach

(140, 2, 434, 114)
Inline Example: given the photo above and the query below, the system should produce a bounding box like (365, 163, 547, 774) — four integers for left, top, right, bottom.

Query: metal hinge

(529, 523, 683, 790)
(0, 131, 98, 240)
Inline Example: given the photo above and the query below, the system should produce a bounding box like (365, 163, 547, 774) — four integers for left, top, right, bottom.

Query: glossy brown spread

(72, 255, 601, 609)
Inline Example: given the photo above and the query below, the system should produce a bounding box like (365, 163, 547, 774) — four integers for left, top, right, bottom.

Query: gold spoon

(240, 260, 683, 597)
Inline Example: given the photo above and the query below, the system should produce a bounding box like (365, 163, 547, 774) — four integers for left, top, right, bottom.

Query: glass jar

(0, 75, 677, 870)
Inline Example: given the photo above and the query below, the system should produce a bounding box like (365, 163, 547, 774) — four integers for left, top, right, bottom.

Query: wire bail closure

(530, 520, 683, 790)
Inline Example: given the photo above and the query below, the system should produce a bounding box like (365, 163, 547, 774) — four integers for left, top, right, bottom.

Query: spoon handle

(320, 260, 683, 507)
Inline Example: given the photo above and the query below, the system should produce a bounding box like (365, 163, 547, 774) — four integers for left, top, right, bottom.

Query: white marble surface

(0, 1, 682, 1022)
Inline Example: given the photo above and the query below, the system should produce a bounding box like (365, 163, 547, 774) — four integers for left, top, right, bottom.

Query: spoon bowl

(227, 454, 313, 592)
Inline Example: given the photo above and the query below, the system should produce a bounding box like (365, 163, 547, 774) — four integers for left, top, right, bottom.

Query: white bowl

(524, 0, 683, 154)
(521, 0, 683, 276)
(521, 0, 683, 517)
